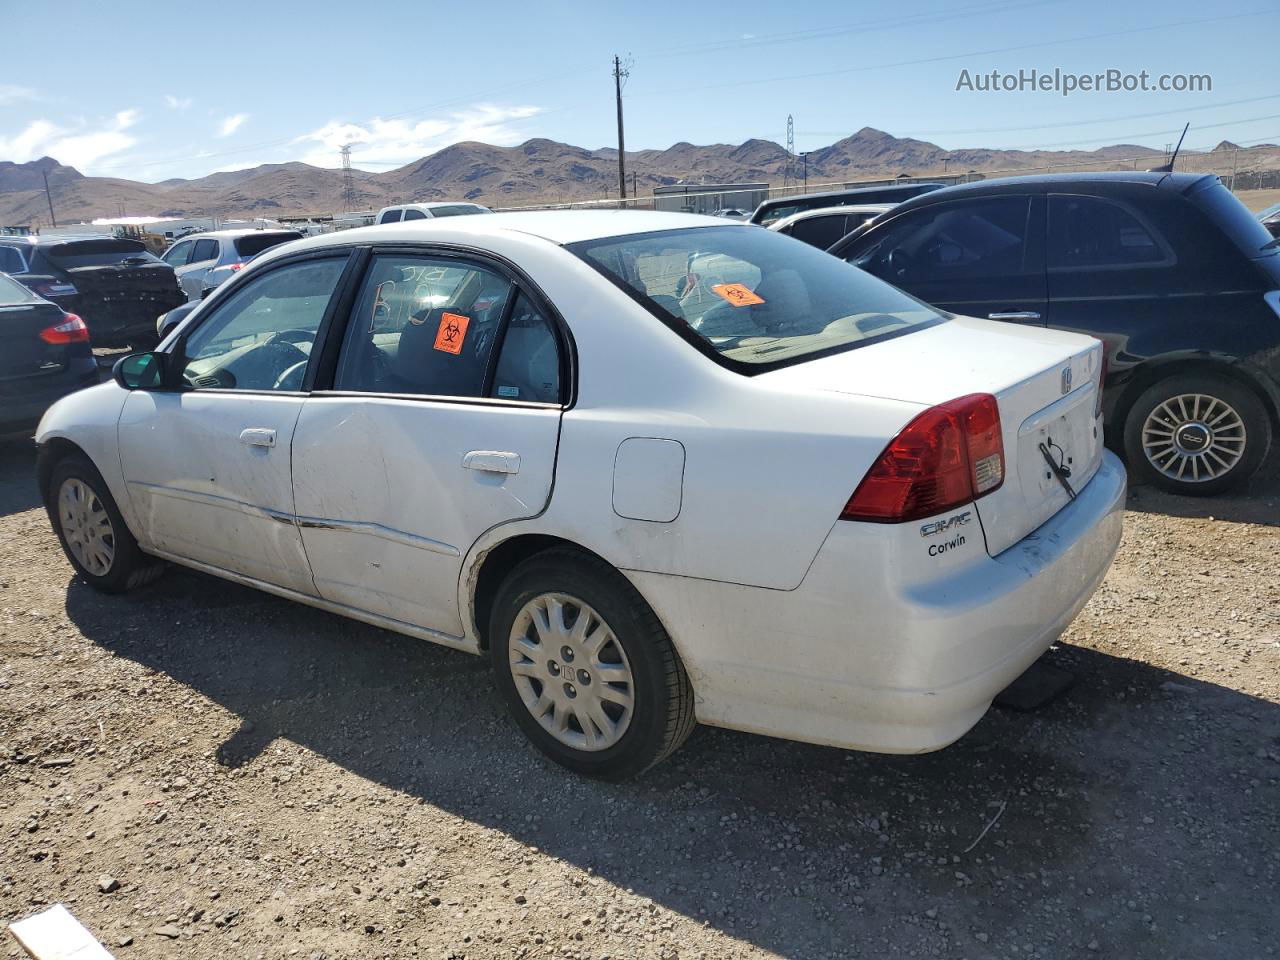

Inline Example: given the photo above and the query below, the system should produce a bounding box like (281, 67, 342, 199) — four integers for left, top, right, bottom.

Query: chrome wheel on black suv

(1124, 375, 1272, 496)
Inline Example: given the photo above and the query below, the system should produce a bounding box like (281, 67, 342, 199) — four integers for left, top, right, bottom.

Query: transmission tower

(784, 115, 795, 188)
(340, 143, 356, 210)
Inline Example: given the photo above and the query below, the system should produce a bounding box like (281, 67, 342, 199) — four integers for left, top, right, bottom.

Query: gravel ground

(1, 440, 1278, 960)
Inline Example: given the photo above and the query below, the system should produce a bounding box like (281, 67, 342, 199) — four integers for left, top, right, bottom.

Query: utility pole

(340, 144, 356, 211)
(802, 152, 808, 190)
(613, 55, 630, 202)
(42, 168, 57, 228)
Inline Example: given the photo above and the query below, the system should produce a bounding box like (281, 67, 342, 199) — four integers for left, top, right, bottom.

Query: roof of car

(771, 204, 894, 228)
(892, 171, 1216, 201)
(172, 228, 301, 240)
(0, 233, 124, 247)
(289, 210, 736, 252)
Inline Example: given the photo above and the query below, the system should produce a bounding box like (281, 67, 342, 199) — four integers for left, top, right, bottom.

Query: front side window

(848, 197, 1032, 283)
(1049, 196, 1171, 269)
(572, 225, 942, 369)
(162, 241, 193, 267)
(335, 255, 514, 398)
(180, 257, 346, 391)
(191, 238, 220, 263)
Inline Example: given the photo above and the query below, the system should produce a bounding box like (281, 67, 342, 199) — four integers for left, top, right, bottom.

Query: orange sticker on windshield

(711, 283, 765, 307)
(433, 312, 471, 354)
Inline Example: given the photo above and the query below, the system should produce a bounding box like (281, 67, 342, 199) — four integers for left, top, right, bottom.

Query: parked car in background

(0, 273, 97, 440)
(1258, 201, 1280, 239)
(155, 298, 202, 341)
(831, 172, 1280, 495)
(769, 204, 894, 248)
(0, 235, 186, 348)
(37, 210, 1124, 780)
(748, 182, 945, 226)
(713, 208, 749, 220)
(161, 229, 303, 301)
(375, 202, 493, 224)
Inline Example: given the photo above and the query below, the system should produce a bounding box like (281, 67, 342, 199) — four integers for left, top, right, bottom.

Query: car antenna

(1147, 123, 1189, 173)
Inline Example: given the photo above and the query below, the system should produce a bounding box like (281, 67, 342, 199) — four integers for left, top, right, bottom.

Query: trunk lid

(760, 316, 1105, 555)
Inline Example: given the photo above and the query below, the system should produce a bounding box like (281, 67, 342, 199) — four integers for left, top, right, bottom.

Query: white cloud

(163, 94, 193, 110)
(294, 104, 541, 168)
(218, 113, 248, 137)
(0, 84, 37, 106)
(0, 109, 140, 172)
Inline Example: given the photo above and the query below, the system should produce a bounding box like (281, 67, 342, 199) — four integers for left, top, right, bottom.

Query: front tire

(45, 454, 164, 593)
(1123, 374, 1271, 496)
(489, 548, 696, 780)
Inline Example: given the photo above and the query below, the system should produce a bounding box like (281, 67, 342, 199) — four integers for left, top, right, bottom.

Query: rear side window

(850, 198, 1033, 281)
(191, 239, 219, 262)
(1048, 196, 1171, 269)
(335, 254, 514, 399)
(1189, 180, 1278, 258)
(492, 293, 560, 403)
(234, 232, 302, 257)
(0, 244, 28, 273)
(378, 209, 402, 224)
(45, 239, 159, 268)
(788, 214, 853, 249)
(403, 209, 429, 221)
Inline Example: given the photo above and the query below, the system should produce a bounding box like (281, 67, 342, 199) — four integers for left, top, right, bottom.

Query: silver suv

(161, 229, 303, 301)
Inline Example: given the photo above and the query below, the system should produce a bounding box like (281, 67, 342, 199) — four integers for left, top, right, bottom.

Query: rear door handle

(463, 450, 520, 474)
(988, 311, 1041, 321)
(239, 428, 276, 448)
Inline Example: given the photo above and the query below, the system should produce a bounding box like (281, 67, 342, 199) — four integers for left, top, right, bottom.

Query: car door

(841, 195, 1048, 325)
(175, 238, 221, 299)
(291, 249, 565, 638)
(117, 253, 354, 595)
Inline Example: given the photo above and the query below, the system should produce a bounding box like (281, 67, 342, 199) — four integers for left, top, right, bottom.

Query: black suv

(830, 173, 1280, 495)
(0, 235, 186, 348)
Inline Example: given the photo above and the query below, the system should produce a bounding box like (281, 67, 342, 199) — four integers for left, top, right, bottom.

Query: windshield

(571, 225, 943, 369)
(45, 239, 160, 268)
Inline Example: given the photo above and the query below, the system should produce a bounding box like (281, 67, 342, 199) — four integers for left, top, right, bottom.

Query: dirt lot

(1, 442, 1278, 960)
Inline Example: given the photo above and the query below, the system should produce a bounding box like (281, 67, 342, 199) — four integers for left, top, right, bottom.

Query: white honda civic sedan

(36, 211, 1126, 779)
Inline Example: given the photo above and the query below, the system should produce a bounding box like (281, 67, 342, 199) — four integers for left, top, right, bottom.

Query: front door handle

(988, 311, 1041, 321)
(463, 450, 520, 474)
(239, 428, 276, 448)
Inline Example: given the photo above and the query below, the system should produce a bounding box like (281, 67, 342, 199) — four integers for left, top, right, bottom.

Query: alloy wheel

(507, 593, 635, 752)
(57, 478, 116, 576)
(1140, 392, 1247, 483)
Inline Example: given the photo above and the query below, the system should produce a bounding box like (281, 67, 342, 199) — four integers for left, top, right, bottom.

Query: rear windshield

(1190, 181, 1278, 258)
(234, 232, 302, 257)
(427, 204, 490, 217)
(570, 225, 943, 370)
(45, 239, 160, 268)
(0, 272, 37, 305)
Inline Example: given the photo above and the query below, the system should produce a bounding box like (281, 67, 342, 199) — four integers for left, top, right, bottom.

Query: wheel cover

(57, 478, 116, 576)
(1141, 392, 1246, 483)
(507, 592, 635, 752)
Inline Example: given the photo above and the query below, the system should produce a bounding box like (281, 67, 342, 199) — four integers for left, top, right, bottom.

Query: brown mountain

(2, 127, 1276, 227)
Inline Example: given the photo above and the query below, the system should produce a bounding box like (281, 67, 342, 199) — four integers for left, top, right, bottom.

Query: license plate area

(1017, 389, 1101, 513)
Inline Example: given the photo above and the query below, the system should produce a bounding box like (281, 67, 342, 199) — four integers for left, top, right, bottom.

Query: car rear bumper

(0, 358, 100, 439)
(628, 450, 1127, 753)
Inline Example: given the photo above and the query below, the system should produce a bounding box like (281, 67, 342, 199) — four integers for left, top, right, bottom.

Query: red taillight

(228, 262, 244, 271)
(841, 393, 1004, 523)
(39, 313, 90, 345)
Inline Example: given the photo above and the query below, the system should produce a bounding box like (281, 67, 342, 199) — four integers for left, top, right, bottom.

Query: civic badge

(1060, 366, 1073, 395)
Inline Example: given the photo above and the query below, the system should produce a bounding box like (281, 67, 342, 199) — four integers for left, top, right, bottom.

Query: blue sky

(1, 0, 1276, 182)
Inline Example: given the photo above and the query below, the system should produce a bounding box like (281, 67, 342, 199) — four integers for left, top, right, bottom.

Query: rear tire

(45, 454, 164, 593)
(488, 547, 695, 780)
(1123, 374, 1271, 496)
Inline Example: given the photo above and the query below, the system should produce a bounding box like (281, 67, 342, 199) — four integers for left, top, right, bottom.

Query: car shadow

(0, 440, 41, 516)
(62, 564, 1280, 958)
(1125, 446, 1280, 527)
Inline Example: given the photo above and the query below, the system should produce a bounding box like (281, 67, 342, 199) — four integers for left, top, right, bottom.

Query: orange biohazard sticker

(433, 312, 471, 354)
(711, 282, 765, 307)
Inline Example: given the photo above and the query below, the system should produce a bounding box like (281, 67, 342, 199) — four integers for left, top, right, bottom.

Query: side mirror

(113, 352, 166, 391)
